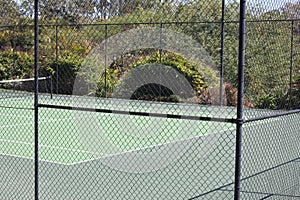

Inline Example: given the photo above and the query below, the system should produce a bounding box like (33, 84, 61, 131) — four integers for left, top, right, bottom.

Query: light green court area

(1, 95, 299, 200)
(0, 95, 237, 164)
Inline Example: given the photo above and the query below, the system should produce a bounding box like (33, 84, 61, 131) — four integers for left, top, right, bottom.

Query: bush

(256, 94, 277, 109)
(95, 50, 214, 102)
(47, 51, 83, 94)
(254, 89, 288, 110)
(0, 29, 34, 52)
(287, 71, 300, 109)
(131, 51, 208, 95)
(0, 49, 33, 80)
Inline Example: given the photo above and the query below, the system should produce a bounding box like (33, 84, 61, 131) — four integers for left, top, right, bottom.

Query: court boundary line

(0, 153, 69, 166)
(0, 138, 94, 154)
(0, 116, 92, 166)
(0, 113, 33, 119)
(0, 117, 74, 129)
(0, 114, 281, 166)
(0, 139, 95, 166)
(0, 98, 33, 103)
(1, 123, 33, 128)
(67, 128, 232, 166)
(0, 105, 34, 110)
(0, 126, 236, 166)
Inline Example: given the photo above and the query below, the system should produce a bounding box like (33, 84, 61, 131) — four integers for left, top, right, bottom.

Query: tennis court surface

(1, 93, 299, 199)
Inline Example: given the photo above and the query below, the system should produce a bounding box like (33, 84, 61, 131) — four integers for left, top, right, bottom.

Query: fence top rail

(3, 18, 300, 29)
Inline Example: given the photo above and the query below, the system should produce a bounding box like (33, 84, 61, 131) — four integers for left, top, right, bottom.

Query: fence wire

(0, 0, 299, 200)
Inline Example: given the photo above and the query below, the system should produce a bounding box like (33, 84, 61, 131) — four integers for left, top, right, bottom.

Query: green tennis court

(1, 94, 236, 164)
(1, 93, 299, 199)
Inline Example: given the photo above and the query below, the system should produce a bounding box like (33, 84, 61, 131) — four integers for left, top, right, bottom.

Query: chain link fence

(0, 0, 299, 199)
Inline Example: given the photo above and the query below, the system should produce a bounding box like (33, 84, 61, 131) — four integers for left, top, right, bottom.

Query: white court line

(0, 117, 74, 128)
(0, 126, 234, 166)
(67, 127, 236, 166)
(0, 139, 96, 166)
(0, 99, 32, 104)
(68, 118, 281, 166)
(0, 113, 33, 119)
(1, 123, 33, 128)
(0, 138, 94, 154)
(0, 139, 32, 146)
(0, 114, 280, 166)
(0, 116, 84, 166)
(39, 117, 74, 123)
(0, 153, 69, 166)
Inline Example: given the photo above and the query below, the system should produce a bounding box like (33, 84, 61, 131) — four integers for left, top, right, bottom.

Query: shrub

(0, 49, 33, 80)
(130, 51, 208, 95)
(256, 94, 277, 109)
(286, 71, 300, 109)
(95, 50, 216, 102)
(0, 29, 34, 52)
(252, 89, 288, 110)
(47, 51, 83, 94)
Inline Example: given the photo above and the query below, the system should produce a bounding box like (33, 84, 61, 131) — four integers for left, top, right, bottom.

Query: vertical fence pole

(104, 24, 108, 98)
(11, 26, 16, 91)
(235, 0, 247, 200)
(34, 0, 39, 199)
(159, 23, 163, 63)
(159, 23, 163, 99)
(12, 26, 17, 79)
(220, 0, 226, 106)
(289, 21, 294, 108)
(55, 25, 59, 94)
(50, 75, 53, 99)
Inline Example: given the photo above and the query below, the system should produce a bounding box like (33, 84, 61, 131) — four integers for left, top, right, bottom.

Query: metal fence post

(235, 0, 247, 199)
(220, 0, 226, 106)
(289, 20, 294, 108)
(34, 0, 39, 200)
(104, 24, 108, 98)
(55, 25, 59, 94)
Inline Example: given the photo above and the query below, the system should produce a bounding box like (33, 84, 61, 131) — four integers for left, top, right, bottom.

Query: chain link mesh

(242, 0, 300, 199)
(0, 0, 299, 199)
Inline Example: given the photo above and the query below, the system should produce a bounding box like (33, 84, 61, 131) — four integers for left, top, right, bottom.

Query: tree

(0, 0, 20, 25)
(283, 1, 300, 19)
(107, 0, 160, 18)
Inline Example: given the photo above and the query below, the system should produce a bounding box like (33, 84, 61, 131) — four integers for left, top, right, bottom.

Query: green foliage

(47, 51, 83, 94)
(0, 30, 11, 48)
(131, 51, 208, 94)
(287, 91, 300, 109)
(0, 0, 20, 26)
(0, 0, 299, 108)
(287, 71, 300, 109)
(56, 27, 93, 56)
(0, 29, 34, 52)
(256, 94, 277, 109)
(254, 89, 289, 110)
(0, 49, 33, 80)
(244, 18, 291, 108)
(181, 0, 222, 22)
(96, 68, 119, 97)
(95, 51, 213, 100)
